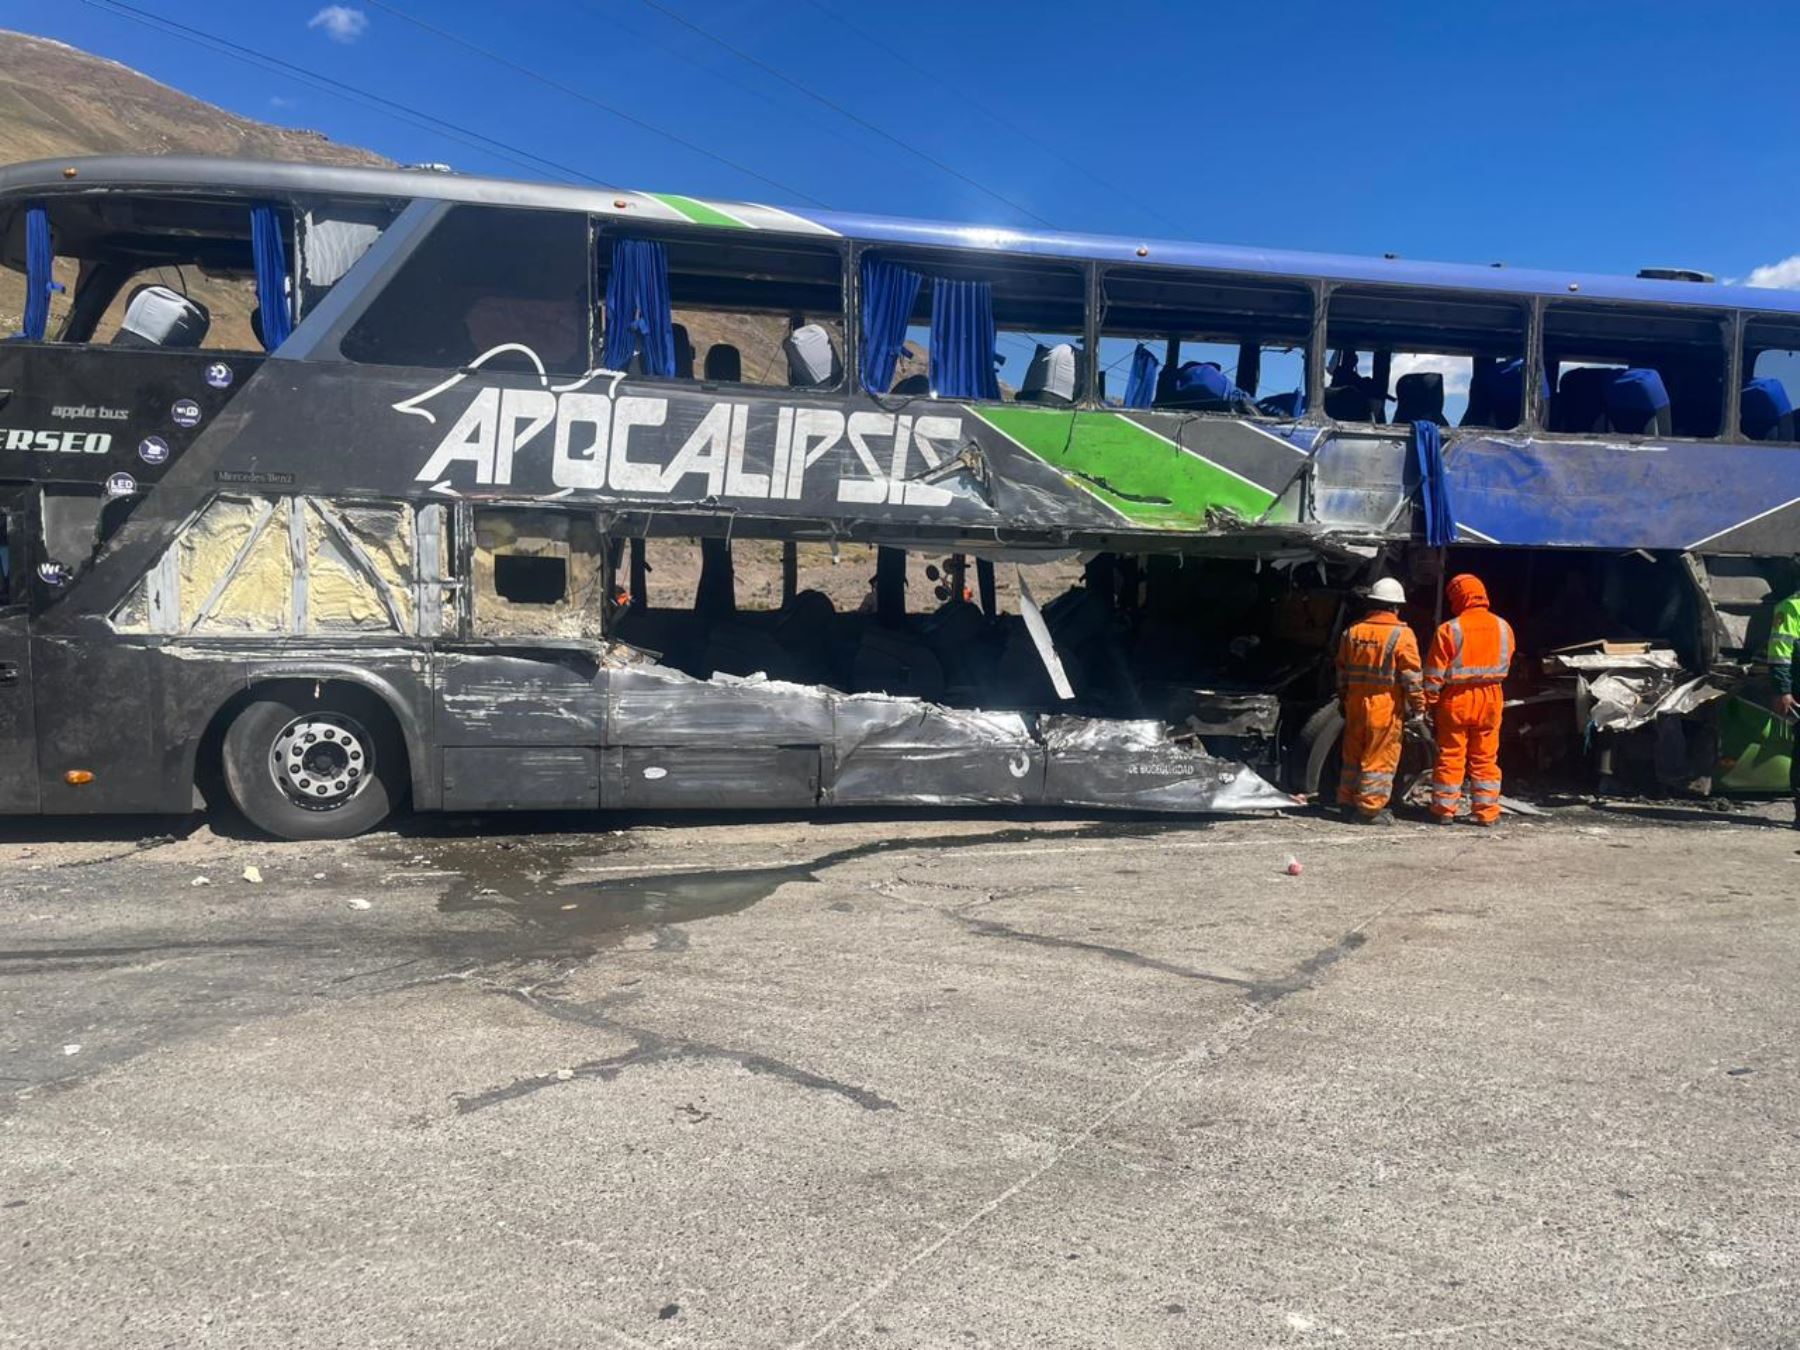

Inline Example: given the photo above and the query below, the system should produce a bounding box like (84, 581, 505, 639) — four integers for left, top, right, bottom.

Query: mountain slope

(0, 27, 389, 336)
(0, 29, 388, 167)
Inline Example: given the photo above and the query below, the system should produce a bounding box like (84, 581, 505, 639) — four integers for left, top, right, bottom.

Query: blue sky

(16, 0, 1800, 287)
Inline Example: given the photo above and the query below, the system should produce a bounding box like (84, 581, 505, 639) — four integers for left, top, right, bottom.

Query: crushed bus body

(0, 154, 1794, 838)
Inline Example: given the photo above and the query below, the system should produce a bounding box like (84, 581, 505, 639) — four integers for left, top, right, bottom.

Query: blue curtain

(603, 237, 675, 376)
(1123, 344, 1160, 408)
(929, 276, 999, 401)
(250, 204, 293, 350)
(858, 254, 922, 394)
(18, 202, 56, 341)
(1412, 420, 1458, 547)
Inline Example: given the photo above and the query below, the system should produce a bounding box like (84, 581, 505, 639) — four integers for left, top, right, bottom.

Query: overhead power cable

(77, 0, 599, 184)
(361, 0, 825, 205)
(795, 0, 1185, 236)
(628, 0, 1055, 227)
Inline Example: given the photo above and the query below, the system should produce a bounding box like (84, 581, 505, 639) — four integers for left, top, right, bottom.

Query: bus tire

(1289, 700, 1345, 802)
(221, 690, 403, 840)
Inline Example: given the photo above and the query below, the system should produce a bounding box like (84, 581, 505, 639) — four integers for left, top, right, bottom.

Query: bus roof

(7, 153, 1800, 319)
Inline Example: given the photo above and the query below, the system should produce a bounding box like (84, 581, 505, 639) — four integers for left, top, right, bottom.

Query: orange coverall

(1336, 609, 1426, 816)
(1425, 574, 1515, 824)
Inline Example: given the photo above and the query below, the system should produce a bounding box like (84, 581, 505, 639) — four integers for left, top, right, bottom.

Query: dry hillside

(0, 28, 913, 383)
(0, 28, 392, 337)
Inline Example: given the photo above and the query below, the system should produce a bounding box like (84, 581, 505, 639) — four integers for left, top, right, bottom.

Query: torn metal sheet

(1580, 671, 1726, 733)
(1016, 567, 1075, 701)
(1040, 714, 1294, 812)
(600, 655, 1290, 814)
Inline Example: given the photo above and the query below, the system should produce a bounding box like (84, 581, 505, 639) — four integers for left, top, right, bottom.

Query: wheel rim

(268, 712, 374, 812)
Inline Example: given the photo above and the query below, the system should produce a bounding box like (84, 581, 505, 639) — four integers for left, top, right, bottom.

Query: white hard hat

(1366, 577, 1406, 604)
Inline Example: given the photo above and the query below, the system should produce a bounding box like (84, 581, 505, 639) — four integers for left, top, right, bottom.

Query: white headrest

(783, 323, 840, 388)
(1021, 343, 1078, 404)
(117, 286, 210, 349)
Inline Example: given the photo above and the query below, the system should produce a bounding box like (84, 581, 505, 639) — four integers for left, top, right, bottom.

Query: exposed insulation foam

(176, 497, 264, 628)
(198, 515, 292, 632)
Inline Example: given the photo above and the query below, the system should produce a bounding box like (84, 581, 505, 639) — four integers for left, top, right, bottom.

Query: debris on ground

(242, 865, 263, 884)
(62, 1044, 80, 1056)
(345, 897, 371, 911)
(190, 876, 210, 887)
(1284, 856, 1303, 876)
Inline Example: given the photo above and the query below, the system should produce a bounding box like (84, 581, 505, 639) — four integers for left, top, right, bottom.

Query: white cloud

(308, 5, 368, 43)
(1386, 351, 1472, 397)
(269, 95, 299, 110)
(1742, 255, 1800, 289)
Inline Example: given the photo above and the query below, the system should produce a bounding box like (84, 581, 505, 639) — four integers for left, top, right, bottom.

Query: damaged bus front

(0, 156, 1792, 837)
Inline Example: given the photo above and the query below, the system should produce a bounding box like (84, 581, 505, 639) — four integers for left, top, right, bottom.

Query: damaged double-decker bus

(0, 154, 1794, 838)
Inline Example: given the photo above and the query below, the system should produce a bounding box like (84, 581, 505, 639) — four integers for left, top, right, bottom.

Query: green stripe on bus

(972, 407, 1279, 526)
(648, 193, 748, 229)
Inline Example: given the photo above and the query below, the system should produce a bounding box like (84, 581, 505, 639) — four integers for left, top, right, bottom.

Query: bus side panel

(0, 615, 39, 814)
(32, 636, 169, 813)
(435, 649, 605, 811)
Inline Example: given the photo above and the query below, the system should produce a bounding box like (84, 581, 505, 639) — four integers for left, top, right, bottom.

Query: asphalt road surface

(2, 801, 1796, 1347)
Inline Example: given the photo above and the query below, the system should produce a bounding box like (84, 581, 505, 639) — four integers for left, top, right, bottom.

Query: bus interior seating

(1156, 361, 1257, 414)
(1391, 372, 1447, 426)
(672, 323, 696, 379)
(783, 322, 841, 388)
(1740, 377, 1794, 441)
(1460, 357, 1534, 430)
(1015, 343, 1080, 405)
(891, 373, 930, 396)
(703, 344, 742, 382)
(1551, 366, 1619, 433)
(1323, 372, 1383, 423)
(1605, 368, 1672, 437)
(111, 285, 211, 349)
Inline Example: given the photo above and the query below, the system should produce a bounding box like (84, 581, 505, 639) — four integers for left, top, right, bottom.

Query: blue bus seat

(1605, 368, 1672, 437)
(1740, 377, 1794, 441)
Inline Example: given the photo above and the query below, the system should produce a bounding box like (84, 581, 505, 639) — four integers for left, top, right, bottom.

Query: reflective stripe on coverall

(1768, 592, 1800, 802)
(1336, 610, 1425, 815)
(1425, 573, 1514, 823)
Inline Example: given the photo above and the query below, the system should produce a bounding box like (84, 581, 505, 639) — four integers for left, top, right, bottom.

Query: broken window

(1324, 287, 1526, 428)
(594, 229, 845, 389)
(1742, 318, 1800, 443)
(109, 496, 419, 636)
(342, 205, 591, 373)
(1544, 302, 1727, 439)
(860, 250, 1085, 401)
(470, 507, 603, 640)
(1098, 268, 1311, 415)
(9, 195, 304, 353)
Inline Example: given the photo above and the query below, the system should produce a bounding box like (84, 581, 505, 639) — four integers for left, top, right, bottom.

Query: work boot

(1356, 808, 1397, 826)
(1791, 799, 1800, 830)
(1430, 814, 1454, 826)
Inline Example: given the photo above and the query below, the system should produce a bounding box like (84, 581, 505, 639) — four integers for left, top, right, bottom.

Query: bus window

(859, 251, 1085, 402)
(22, 195, 295, 353)
(342, 206, 591, 374)
(39, 485, 103, 586)
(1099, 268, 1311, 415)
(1742, 319, 1800, 443)
(1325, 287, 1526, 429)
(298, 202, 397, 317)
(471, 508, 604, 640)
(597, 232, 846, 390)
(1544, 302, 1727, 439)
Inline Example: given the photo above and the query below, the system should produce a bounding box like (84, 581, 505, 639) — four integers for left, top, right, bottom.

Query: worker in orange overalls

(1424, 573, 1515, 826)
(1335, 577, 1426, 825)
